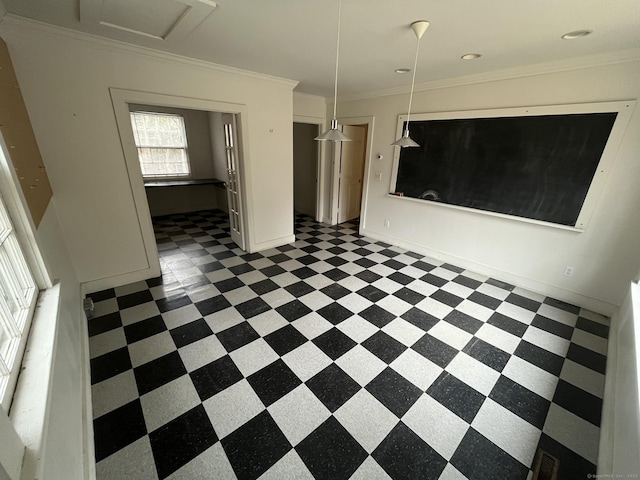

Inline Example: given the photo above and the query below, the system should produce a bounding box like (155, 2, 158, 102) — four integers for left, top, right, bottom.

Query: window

(0, 192, 37, 410)
(130, 111, 190, 178)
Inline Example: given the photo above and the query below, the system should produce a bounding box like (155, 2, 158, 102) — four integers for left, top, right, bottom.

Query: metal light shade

(391, 129, 419, 147)
(392, 20, 430, 148)
(316, 118, 352, 142)
(316, 0, 351, 143)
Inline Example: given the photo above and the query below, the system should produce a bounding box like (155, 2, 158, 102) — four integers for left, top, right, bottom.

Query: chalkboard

(393, 112, 618, 226)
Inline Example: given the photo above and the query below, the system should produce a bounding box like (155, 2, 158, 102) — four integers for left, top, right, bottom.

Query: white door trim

(109, 88, 250, 285)
(331, 116, 375, 228)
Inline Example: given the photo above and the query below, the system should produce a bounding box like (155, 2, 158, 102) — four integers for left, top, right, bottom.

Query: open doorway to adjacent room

(293, 122, 322, 224)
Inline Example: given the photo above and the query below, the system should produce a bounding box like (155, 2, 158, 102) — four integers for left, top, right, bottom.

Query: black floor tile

(444, 310, 483, 334)
(247, 359, 301, 407)
(489, 375, 550, 429)
(216, 322, 260, 352)
(566, 343, 607, 374)
(312, 328, 357, 360)
(355, 270, 382, 284)
(388, 272, 413, 286)
(401, 308, 439, 332)
(532, 314, 574, 339)
(553, 379, 603, 426)
(464, 337, 511, 372)
(468, 291, 502, 310)
(306, 363, 361, 412)
(124, 315, 167, 344)
(366, 368, 422, 417)
(430, 289, 464, 308)
(215, 277, 245, 293)
(156, 293, 193, 313)
(276, 299, 312, 322)
(451, 428, 529, 480)
(361, 331, 407, 364)
(412, 333, 458, 368)
(264, 325, 307, 356)
(317, 302, 353, 325)
(452, 275, 483, 290)
(487, 312, 528, 337)
(93, 399, 147, 462)
(427, 372, 485, 423)
(393, 287, 426, 305)
(236, 297, 272, 319)
(575, 317, 609, 338)
(357, 285, 387, 302)
(321, 283, 351, 300)
(505, 292, 541, 312)
(222, 411, 292, 480)
(134, 351, 188, 395)
(296, 416, 367, 480)
(360, 305, 396, 328)
(190, 355, 243, 401)
(91, 347, 132, 384)
(88, 312, 122, 337)
(285, 281, 315, 298)
(372, 422, 447, 480)
(170, 318, 214, 348)
(117, 290, 154, 310)
(515, 340, 565, 376)
(195, 295, 231, 316)
(88, 288, 116, 303)
(249, 278, 280, 296)
(149, 405, 218, 479)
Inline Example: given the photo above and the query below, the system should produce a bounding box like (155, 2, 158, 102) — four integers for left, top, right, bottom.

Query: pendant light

(392, 20, 430, 147)
(316, 0, 351, 142)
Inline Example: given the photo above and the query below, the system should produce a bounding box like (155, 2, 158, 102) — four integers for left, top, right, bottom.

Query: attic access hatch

(80, 0, 217, 42)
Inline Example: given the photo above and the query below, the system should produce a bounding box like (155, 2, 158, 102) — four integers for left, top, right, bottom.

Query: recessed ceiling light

(561, 29, 593, 40)
(461, 53, 482, 60)
(395, 68, 411, 74)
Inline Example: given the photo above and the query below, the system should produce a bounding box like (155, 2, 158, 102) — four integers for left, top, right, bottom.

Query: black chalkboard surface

(394, 113, 617, 226)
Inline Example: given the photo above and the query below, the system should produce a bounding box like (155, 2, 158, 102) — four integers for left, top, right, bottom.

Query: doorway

(327, 116, 374, 229)
(293, 122, 319, 218)
(110, 89, 249, 279)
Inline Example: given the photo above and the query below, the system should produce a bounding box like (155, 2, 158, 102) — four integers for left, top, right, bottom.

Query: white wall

(335, 60, 640, 313)
(0, 17, 297, 288)
(10, 200, 89, 480)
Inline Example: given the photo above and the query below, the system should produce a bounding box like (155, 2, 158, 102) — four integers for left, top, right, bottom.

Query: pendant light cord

(406, 33, 421, 128)
(332, 0, 343, 120)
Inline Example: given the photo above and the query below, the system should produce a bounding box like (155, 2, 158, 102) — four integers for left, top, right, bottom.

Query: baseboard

(360, 227, 617, 316)
(82, 265, 161, 294)
(248, 234, 296, 254)
(80, 294, 97, 480)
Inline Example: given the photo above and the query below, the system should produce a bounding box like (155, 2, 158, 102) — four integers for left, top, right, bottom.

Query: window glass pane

(130, 112, 190, 178)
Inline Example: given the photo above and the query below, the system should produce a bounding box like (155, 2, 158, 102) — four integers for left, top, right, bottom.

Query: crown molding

(0, 14, 299, 89)
(293, 91, 326, 102)
(339, 48, 640, 103)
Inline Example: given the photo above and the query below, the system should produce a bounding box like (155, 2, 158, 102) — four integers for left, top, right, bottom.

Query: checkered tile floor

(87, 210, 609, 480)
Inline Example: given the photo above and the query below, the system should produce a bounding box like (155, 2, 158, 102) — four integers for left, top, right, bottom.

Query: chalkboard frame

(390, 100, 635, 231)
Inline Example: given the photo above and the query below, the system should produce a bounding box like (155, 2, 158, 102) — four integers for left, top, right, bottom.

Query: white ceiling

(3, 0, 640, 97)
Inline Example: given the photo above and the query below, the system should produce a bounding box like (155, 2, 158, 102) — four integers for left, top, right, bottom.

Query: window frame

(129, 110, 192, 180)
(0, 135, 50, 412)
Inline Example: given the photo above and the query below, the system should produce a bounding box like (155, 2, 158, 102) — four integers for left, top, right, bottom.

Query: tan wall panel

(0, 37, 52, 227)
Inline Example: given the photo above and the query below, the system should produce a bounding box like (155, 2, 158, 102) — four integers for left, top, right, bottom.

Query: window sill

(9, 283, 61, 479)
(144, 178, 226, 188)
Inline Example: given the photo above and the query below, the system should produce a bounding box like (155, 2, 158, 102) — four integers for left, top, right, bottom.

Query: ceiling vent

(80, 0, 217, 42)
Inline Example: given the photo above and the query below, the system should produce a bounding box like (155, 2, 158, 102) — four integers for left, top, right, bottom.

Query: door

(337, 124, 367, 223)
(223, 115, 245, 250)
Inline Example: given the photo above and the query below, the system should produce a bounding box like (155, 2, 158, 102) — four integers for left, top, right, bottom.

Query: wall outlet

(563, 266, 575, 277)
(384, 219, 390, 228)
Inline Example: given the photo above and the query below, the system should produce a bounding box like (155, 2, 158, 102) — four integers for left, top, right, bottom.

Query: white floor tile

(560, 359, 605, 399)
(92, 370, 139, 419)
(230, 338, 279, 377)
(335, 345, 387, 386)
(141, 375, 201, 432)
(350, 457, 392, 480)
(120, 302, 161, 326)
(382, 318, 425, 347)
(446, 352, 501, 396)
(389, 349, 442, 390)
(258, 450, 314, 480)
(429, 321, 473, 350)
(334, 389, 398, 453)
(403, 394, 469, 460)
(161, 304, 202, 329)
(178, 334, 227, 372)
(96, 437, 159, 480)
(337, 316, 379, 343)
(282, 342, 333, 382)
(472, 398, 542, 467)
(128, 331, 177, 368)
(247, 309, 289, 337)
(543, 403, 600, 464)
(523, 326, 570, 357)
(203, 379, 266, 439)
(90, 328, 127, 359)
(475, 323, 521, 353)
(502, 355, 559, 401)
(268, 384, 331, 446)
(291, 312, 333, 340)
